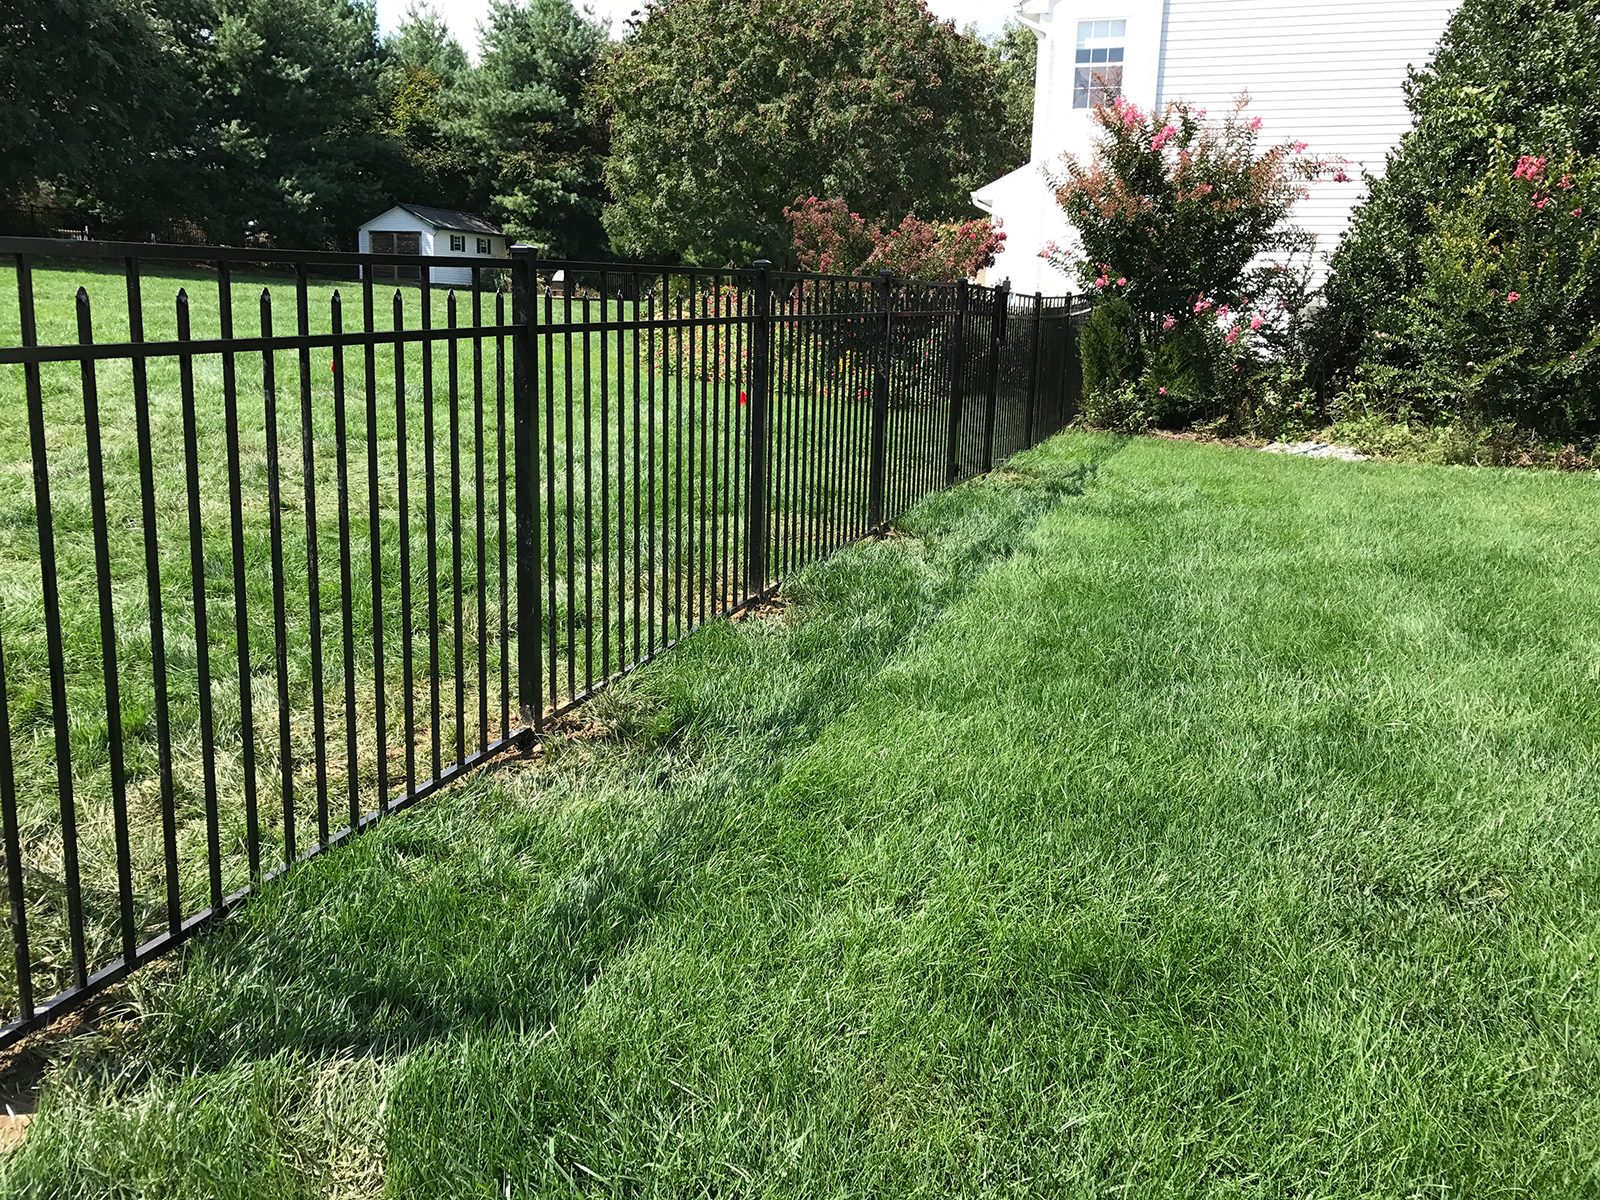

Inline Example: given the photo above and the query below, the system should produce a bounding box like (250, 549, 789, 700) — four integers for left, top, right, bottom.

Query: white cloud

(374, 0, 1016, 54)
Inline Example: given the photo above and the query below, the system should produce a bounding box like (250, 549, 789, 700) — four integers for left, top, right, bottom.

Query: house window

(1073, 19, 1126, 109)
(477, 237, 491, 255)
(450, 234, 465, 252)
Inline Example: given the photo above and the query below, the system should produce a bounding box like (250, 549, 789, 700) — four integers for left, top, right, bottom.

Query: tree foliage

(380, 8, 479, 216)
(3, 0, 613, 250)
(594, 0, 1013, 265)
(449, 0, 609, 257)
(0, 0, 202, 230)
(196, 0, 400, 247)
(979, 18, 1036, 175)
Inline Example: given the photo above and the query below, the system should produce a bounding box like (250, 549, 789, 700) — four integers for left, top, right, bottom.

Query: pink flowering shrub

(1046, 93, 1329, 425)
(785, 196, 1005, 282)
(1045, 93, 1327, 334)
(1352, 148, 1600, 433)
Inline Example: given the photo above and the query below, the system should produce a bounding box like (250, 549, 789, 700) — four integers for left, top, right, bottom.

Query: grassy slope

(5, 433, 1599, 1197)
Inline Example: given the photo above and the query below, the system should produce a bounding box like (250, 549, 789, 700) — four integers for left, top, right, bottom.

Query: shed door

(369, 230, 395, 280)
(368, 230, 421, 281)
(394, 231, 421, 281)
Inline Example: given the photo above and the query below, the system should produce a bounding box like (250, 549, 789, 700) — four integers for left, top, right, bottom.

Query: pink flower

(1572, 208, 1584, 217)
(1217, 304, 1231, 318)
(1559, 174, 1574, 190)
(1512, 155, 1547, 181)
(1250, 314, 1264, 330)
(1507, 292, 1521, 303)
(1225, 327, 1240, 346)
(1197, 108, 1207, 117)
(1095, 276, 1109, 289)
(1333, 169, 1352, 183)
(1158, 386, 1167, 395)
(1193, 295, 1212, 314)
(1116, 277, 1127, 287)
(1246, 117, 1262, 131)
(1292, 141, 1309, 153)
(1162, 316, 1177, 330)
(1152, 124, 1177, 151)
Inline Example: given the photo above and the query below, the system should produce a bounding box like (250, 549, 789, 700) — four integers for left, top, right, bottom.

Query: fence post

(981, 279, 1010, 472)
(746, 260, 772, 596)
(1025, 292, 1043, 447)
(944, 278, 969, 486)
(510, 244, 542, 731)
(868, 268, 892, 531)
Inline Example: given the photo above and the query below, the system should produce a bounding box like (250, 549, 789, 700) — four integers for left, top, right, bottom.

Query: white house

(357, 204, 512, 287)
(973, 0, 1460, 294)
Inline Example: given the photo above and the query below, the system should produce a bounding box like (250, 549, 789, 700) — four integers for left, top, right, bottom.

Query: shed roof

(383, 204, 505, 236)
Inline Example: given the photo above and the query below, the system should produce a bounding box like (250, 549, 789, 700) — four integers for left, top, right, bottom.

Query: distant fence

(0, 236, 1080, 1046)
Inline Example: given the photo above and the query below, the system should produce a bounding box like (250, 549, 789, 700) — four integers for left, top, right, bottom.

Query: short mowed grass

(5, 432, 1599, 1196)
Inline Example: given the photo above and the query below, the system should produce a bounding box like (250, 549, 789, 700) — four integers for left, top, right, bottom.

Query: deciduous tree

(595, 0, 1012, 265)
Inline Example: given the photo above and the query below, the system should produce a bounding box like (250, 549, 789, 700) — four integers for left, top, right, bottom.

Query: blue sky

(375, 0, 1014, 55)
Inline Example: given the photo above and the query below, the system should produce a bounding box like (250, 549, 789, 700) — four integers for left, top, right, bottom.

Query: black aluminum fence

(0, 237, 1079, 1047)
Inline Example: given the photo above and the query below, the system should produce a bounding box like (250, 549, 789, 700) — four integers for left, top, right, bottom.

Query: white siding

(1157, 0, 1458, 265)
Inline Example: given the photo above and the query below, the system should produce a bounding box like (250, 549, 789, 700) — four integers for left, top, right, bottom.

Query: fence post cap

(753, 259, 772, 269)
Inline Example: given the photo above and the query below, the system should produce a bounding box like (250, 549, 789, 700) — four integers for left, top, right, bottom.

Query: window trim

(1073, 17, 1127, 110)
(449, 234, 466, 252)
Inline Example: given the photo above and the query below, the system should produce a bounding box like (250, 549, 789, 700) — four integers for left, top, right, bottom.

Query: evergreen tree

(382, 3, 480, 213)
(452, 0, 609, 257)
(195, 0, 400, 246)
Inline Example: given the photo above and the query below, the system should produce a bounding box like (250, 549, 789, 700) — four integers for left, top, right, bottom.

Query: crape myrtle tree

(786, 196, 1004, 280)
(1042, 95, 1328, 422)
(594, 0, 1014, 266)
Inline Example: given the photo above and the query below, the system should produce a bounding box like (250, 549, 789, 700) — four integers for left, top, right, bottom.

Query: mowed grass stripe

(4, 435, 1597, 1196)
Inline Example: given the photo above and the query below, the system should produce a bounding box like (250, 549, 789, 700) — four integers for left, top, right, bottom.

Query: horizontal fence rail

(0, 236, 1079, 1047)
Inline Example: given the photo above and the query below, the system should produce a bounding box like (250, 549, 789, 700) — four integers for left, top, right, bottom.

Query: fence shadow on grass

(121, 442, 1118, 1075)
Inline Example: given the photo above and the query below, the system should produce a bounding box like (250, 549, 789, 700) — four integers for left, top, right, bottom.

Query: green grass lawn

(3, 432, 1596, 1196)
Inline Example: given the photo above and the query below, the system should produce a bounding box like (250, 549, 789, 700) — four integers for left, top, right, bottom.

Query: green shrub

(1079, 297, 1142, 397)
(1078, 380, 1158, 432)
(1336, 150, 1600, 436)
(1320, 0, 1600, 417)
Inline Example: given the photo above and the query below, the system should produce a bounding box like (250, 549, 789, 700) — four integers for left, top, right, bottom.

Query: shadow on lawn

(86, 436, 1127, 1079)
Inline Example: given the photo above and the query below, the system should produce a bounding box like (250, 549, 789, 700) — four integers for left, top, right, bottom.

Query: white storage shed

(357, 204, 512, 287)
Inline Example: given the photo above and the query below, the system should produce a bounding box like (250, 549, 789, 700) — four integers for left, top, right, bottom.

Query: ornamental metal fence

(0, 236, 1080, 1047)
